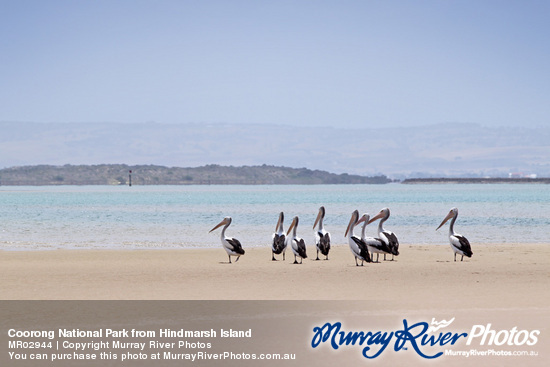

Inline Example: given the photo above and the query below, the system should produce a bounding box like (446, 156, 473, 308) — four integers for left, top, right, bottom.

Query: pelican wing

(272, 233, 286, 254)
(294, 238, 307, 259)
(383, 231, 400, 256)
(317, 231, 331, 256)
(227, 238, 245, 255)
(454, 235, 473, 257)
(368, 237, 392, 254)
(351, 236, 371, 262)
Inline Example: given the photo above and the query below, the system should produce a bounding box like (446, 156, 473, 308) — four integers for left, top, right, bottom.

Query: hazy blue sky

(1, 0, 549, 128)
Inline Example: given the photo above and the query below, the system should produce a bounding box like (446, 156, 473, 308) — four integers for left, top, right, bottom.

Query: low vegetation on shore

(0, 164, 391, 185)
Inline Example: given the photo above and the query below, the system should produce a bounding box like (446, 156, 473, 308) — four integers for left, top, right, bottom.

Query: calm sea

(0, 184, 549, 250)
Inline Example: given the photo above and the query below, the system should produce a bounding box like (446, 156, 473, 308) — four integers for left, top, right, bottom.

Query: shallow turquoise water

(1, 184, 549, 250)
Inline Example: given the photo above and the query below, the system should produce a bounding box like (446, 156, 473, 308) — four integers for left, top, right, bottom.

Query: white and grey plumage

(436, 207, 473, 262)
(313, 206, 331, 260)
(209, 216, 245, 263)
(359, 213, 392, 263)
(286, 216, 307, 264)
(271, 212, 286, 261)
(345, 210, 371, 266)
(368, 208, 400, 261)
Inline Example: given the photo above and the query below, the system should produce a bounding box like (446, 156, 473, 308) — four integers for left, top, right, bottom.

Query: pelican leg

(325, 254, 329, 260)
(228, 255, 232, 264)
(461, 255, 464, 262)
(355, 257, 359, 266)
(235, 256, 240, 262)
(283, 252, 285, 261)
(384, 254, 387, 261)
(272, 252, 277, 261)
(316, 249, 320, 261)
(300, 257, 303, 264)
(293, 254, 299, 264)
(454, 253, 457, 262)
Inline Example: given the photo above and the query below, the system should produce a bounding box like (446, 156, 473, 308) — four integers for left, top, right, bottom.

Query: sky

(1, 0, 549, 128)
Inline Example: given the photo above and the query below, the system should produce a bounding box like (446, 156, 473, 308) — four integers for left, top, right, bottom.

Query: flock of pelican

(210, 206, 473, 265)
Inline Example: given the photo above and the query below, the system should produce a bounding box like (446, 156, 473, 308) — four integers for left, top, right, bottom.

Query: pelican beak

(367, 210, 385, 224)
(209, 218, 227, 232)
(344, 210, 358, 237)
(436, 211, 454, 231)
(313, 207, 323, 229)
(286, 217, 297, 236)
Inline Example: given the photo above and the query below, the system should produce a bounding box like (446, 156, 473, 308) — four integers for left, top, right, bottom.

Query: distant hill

(1, 122, 550, 178)
(0, 164, 391, 186)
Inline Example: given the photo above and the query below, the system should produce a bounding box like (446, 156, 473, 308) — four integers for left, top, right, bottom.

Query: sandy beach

(0, 244, 548, 305)
(1, 244, 549, 366)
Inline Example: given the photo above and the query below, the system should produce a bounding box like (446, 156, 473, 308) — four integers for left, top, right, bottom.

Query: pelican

(344, 210, 371, 266)
(271, 212, 286, 261)
(209, 216, 245, 263)
(436, 207, 473, 262)
(286, 216, 307, 264)
(359, 213, 392, 263)
(368, 208, 400, 261)
(313, 206, 331, 260)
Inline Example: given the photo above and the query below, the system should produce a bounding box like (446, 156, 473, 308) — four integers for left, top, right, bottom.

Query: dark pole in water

(129, 170, 132, 187)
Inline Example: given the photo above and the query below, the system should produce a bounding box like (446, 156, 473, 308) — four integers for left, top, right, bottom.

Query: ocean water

(0, 184, 549, 250)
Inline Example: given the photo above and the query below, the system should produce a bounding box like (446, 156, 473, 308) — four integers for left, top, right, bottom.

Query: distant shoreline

(0, 164, 390, 186)
(402, 177, 550, 184)
(1, 164, 549, 186)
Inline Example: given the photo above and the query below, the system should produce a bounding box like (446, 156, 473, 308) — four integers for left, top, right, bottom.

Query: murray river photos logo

(311, 318, 540, 359)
